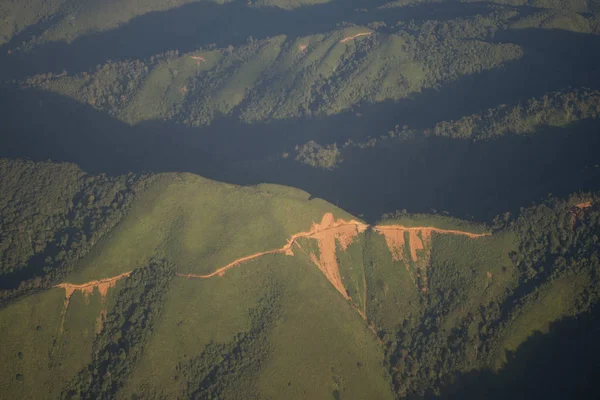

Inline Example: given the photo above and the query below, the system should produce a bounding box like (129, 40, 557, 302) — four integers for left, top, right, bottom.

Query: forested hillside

(0, 159, 151, 303)
(0, 160, 598, 398)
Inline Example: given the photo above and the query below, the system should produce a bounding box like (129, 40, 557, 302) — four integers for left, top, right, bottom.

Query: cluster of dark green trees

(293, 89, 600, 169)
(294, 141, 341, 169)
(431, 89, 600, 140)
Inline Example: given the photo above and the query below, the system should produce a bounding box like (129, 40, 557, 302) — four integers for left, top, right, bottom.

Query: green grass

(0, 284, 121, 398)
(337, 234, 367, 312)
(364, 231, 423, 337)
(120, 261, 266, 396)
(256, 252, 394, 400)
(121, 251, 394, 399)
(122, 50, 222, 124)
(67, 173, 356, 283)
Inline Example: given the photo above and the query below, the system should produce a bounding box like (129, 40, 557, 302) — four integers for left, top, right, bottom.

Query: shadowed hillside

(430, 303, 600, 400)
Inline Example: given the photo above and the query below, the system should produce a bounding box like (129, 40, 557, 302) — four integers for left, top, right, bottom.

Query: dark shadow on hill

(2, 86, 600, 223)
(382, 27, 600, 131)
(427, 302, 600, 400)
(322, 118, 600, 220)
(0, 0, 524, 80)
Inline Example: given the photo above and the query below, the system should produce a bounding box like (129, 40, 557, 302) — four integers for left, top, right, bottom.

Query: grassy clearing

(338, 234, 367, 312)
(364, 231, 423, 336)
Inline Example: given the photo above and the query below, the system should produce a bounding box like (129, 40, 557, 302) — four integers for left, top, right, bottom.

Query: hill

(0, 159, 598, 398)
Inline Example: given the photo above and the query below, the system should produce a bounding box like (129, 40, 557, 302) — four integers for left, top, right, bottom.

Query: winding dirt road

(55, 215, 491, 337)
(176, 214, 367, 288)
(340, 32, 372, 43)
(372, 225, 490, 238)
(55, 272, 132, 303)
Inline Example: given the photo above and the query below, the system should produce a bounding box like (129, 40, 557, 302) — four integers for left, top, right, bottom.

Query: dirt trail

(177, 213, 368, 300)
(373, 225, 490, 238)
(575, 201, 592, 209)
(176, 218, 489, 300)
(189, 55, 206, 66)
(340, 32, 372, 43)
(55, 272, 131, 334)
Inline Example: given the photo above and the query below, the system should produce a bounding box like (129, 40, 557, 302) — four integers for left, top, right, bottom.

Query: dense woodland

(0, 159, 152, 303)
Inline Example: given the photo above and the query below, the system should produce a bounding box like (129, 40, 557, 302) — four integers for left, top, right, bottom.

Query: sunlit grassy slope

(0, 165, 597, 398)
(24, 18, 521, 126)
(122, 253, 393, 399)
(0, 284, 121, 398)
(68, 172, 356, 283)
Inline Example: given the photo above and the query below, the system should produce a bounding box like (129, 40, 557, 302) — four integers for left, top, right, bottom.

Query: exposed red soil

(374, 226, 490, 292)
(176, 213, 367, 301)
(575, 201, 592, 209)
(55, 272, 131, 334)
(190, 55, 206, 66)
(373, 225, 491, 238)
(569, 201, 594, 230)
(340, 32, 372, 43)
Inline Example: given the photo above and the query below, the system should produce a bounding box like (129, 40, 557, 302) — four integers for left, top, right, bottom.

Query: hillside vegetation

(0, 159, 151, 302)
(20, 14, 522, 126)
(0, 159, 598, 398)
